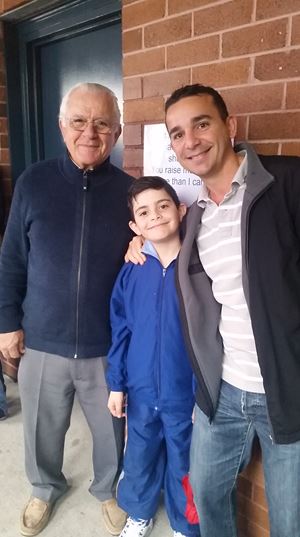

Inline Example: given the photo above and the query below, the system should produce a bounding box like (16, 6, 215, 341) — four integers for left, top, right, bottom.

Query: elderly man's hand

(0, 329, 25, 359)
(124, 235, 146, 265)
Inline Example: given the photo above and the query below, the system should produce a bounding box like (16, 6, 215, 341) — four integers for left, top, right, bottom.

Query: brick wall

(122, 0, 300, 180)
(122, 1, 300, 536)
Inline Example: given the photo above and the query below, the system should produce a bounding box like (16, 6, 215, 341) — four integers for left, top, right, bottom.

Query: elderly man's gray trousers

(18, 348, 124, 503)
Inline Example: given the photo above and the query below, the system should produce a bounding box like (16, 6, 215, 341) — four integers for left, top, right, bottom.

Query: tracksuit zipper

(155, 266, 167, 405)
(74, 170, 88, 358)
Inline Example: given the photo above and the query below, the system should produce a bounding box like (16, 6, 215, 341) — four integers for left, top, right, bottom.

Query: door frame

(3, 0, 121, 183)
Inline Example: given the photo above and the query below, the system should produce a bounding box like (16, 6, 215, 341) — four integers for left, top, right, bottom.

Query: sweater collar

(58, 151, 113, 185)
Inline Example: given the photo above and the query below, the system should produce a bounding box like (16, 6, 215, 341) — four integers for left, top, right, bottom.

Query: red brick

(249, 112, 300, 140)
(144, 14, 191, 47)
(255, 50, 300, 81)
(242, 444, 265, 486)
(223, 19, 287, 58)
(252, 142, 279, 155)
(246, 521, 270, 537)
(0, 355, 19, 380)
(281, 142, 300, 156)
(221, 84, 283, 115)
(123, 77, 142, 100)
(123, 48, 165, 76)
(123, 28, 142, 53)
(194, 0, 253, 36)
(0, 52, 5, 70)
(123, 167, 142, 178)
(0, 117, 7, 133)
(123, 124, 142, 146)
(167, 35, 219, 69)
(235, 116, 247, 141)
(237, 476, 253, 499)
(124, 96, 165, 122)
(123, 147, 143, 168)
(122, 0, 165, 30)
(143, 69, 190, 98)
(0, 71, 6, 85)
(192, 58, 250, 88)
(168, 0, 217, 15)
(237, 513, 249, 536)
(238, 496, 269, 531)
(0, 102, 6, 117)
(0, 85, 6, 101)
(253, 484, 268, 509)
(292, 14, 300, 45)
(286, 81, 300, 109)
(0, 147, 10, 162)
(0, 133, 8, 148)
(256, 0, 300, 20)
(0, 163, 11, 180)
(3, 0, 28, 10)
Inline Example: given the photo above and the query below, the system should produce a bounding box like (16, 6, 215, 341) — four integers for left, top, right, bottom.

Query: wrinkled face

(166, 94, 237, 181)
(59, 88, 121, 169)
(129, 188, 186, 245)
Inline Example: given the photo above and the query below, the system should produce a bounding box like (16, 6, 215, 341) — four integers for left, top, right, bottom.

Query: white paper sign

(143, 124, 201, 207)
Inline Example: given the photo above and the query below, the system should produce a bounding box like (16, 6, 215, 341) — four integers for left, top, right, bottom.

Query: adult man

(166, 84, 300, 537)
(128, 83, 300, 537)
(0, 83, 133, 536)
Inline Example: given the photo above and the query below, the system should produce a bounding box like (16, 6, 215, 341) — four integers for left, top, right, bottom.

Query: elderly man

(0, 83, 133, 536)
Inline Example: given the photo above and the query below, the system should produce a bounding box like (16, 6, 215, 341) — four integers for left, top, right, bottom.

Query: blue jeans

(0, 361, 7, 414)
(190, 380, 300, 537)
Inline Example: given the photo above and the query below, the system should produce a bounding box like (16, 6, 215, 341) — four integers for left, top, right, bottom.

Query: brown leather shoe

(20, 497, 53, 536)
(101, 498, 127, 535)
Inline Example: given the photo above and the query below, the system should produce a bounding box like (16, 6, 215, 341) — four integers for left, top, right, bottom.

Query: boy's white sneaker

(173, 532, 188, 537)
(119, 517, 153, 537)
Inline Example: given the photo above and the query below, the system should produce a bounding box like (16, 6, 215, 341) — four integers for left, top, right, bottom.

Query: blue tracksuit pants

(117, 398, 200, 536)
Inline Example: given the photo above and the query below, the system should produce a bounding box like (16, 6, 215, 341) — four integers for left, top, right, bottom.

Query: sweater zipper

(74, 170, 88, 358)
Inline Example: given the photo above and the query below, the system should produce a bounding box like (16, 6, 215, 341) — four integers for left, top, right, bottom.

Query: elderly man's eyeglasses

(65, 117, 116, 134)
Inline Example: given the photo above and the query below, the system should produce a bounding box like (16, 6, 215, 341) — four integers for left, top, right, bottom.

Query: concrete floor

(0, 376, 172, 537)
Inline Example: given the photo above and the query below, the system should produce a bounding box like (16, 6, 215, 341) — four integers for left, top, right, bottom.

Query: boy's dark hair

(165, 83, 229, 122)
(128, 176, 180, 220)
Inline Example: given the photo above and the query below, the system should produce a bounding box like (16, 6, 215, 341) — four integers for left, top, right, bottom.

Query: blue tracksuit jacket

(107, 241, 195, 408)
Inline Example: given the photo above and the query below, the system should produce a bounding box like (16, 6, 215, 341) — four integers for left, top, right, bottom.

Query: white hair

(59, 82, 121, 123)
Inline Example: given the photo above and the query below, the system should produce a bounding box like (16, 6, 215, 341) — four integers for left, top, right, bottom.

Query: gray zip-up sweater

(176, 142, 300, 444)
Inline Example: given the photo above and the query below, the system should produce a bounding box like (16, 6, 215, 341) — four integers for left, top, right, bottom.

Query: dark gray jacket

(176, 142, 300, 444)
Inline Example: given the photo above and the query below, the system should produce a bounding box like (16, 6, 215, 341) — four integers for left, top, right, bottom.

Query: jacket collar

(235, 142, 274, 198)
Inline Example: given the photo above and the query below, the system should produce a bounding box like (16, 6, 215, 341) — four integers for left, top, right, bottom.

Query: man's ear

(179, 203, 187, 222)
(59, 119, 66, 142)
(129, 220, 141, 235)
(113, 125, 122, 145)
(226, 115, 237, 140)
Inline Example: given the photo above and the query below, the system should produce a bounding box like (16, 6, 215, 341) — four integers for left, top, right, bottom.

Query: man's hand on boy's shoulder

(107, 391, 126, 418)
(125, 235, 146, 265)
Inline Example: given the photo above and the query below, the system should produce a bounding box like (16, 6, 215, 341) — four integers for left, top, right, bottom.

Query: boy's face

(129, 188, 186, 245)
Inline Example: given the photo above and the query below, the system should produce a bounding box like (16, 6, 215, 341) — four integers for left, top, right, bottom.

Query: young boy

(106, 177, 200, 537)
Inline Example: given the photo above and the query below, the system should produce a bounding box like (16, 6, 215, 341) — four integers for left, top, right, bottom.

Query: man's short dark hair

(128, 176, 180, 220)
(165, 83, 229, 122)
